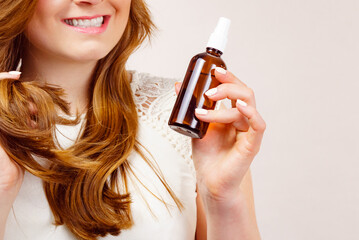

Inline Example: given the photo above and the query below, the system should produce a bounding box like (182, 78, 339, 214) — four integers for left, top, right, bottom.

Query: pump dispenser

(207, 17, 231, 53)
(168, 17, 231, 139)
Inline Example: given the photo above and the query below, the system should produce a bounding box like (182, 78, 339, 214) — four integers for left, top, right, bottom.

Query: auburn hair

(0, 0, 182, 239)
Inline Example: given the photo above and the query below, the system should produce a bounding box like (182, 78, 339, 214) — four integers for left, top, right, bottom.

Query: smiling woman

(0, 0, 265, 240)
(0, 0, 187, 239)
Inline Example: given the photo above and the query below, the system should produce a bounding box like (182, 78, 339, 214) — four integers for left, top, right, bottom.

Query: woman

(0, 0, 266, 239)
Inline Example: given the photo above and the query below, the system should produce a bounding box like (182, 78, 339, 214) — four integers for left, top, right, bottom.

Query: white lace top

(4, 71, 197, 240)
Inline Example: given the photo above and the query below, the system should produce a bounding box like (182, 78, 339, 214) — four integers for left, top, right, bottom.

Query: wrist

(198, 185, 247, 215)
(199, 190, 261, 240)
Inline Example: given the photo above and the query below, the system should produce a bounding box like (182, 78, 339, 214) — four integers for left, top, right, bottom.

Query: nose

(73, 0, 103, 5)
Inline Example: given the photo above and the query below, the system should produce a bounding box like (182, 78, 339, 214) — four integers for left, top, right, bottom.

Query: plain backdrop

(127, 0, 359, 239)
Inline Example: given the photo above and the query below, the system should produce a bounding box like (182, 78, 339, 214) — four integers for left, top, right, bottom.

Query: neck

(22, 47, 97, 116)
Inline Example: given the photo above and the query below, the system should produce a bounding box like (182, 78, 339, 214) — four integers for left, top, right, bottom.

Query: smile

(62, 15, 110, 34)
(65, 16, 104, 28)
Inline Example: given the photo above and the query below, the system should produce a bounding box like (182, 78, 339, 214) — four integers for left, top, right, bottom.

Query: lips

(65, 16, 104, 28)
(62, 15, 110, 34)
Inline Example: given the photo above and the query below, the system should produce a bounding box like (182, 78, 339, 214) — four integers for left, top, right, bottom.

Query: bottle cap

(206, 17, 231, 53)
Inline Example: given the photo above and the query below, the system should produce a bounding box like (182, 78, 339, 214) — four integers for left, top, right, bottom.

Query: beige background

(127, 0, 359, 239)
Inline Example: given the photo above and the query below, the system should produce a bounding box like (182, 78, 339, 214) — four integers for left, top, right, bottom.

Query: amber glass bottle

(168, 17, 231, 139)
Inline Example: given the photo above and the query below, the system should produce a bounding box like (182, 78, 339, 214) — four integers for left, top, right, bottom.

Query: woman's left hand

(175, 67, 266, 203)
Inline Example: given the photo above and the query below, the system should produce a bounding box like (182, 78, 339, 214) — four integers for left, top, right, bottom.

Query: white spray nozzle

(206, 17, 231, 53)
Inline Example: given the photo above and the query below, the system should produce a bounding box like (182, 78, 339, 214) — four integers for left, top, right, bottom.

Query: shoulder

(128, 70, 180, 119)
(129, 70, 179, 97)
(128, 70, 196, 178)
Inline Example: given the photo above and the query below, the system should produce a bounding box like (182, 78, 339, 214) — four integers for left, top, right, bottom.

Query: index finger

(214, 67, 248, 88)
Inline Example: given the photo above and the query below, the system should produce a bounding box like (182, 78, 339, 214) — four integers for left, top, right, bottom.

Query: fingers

(195, 103, 250, 132)
(27, 118, 38, 129)
(0, 71, 21, 80)
(26, 102, 38, 129)
(175, 68, 254, 107)
(202, 68, 266, 150)
(0, 71, 38, 128)
(234, 100, 266, 153)
(195, 107, 244, 124)
(212, 68, 266, 133)
(204, 83, 256, 107)
(214, 67, 248, 87)
(0, 71, 37, 116)
(175, 70, 266, 147)
(205, 67, 257, 107)
(27, 102, 38, 115)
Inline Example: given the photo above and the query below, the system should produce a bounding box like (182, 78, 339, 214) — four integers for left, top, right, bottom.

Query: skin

(174, 69, 265, 239)
(0, 0, 266, 239)
(22, 0, 131, 115)
(192, 69, 266, 239)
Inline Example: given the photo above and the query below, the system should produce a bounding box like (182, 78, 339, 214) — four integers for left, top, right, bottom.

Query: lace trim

(129, 71, 196, 180)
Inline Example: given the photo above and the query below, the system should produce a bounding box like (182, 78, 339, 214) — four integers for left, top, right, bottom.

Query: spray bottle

(168, 17, 231, 139)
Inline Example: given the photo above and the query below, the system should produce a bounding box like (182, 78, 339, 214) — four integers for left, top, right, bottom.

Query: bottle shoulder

(192, 51, 209, 59)
(191, 51, 226, 68)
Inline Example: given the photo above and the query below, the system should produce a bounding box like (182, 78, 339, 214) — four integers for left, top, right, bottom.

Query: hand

(175, 68, 266, 202)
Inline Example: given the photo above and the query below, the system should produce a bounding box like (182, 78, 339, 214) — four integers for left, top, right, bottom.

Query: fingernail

(205, 88, 217, 96)
(9, 71, 22, 75)
(215, 67, 227, 75)
(214, 101, 222, 111)
(195, 108, 208, 115)
(236, 99, 247, 107)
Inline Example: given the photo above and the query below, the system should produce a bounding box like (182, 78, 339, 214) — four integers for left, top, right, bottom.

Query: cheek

(113, 0, 132, 13)
(25, 17, 62, 57)
(104, 0, 131, 52)
(112, 0, 131, 36)
(24, 0, 63, 52)
(25, 19, 52, 52)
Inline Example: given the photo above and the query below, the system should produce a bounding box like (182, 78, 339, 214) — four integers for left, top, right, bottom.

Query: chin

(62, 40, 115, 61)
(65, 49, 110, 62)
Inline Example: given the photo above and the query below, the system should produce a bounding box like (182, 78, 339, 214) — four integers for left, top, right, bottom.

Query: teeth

(65, 16, 104, 28)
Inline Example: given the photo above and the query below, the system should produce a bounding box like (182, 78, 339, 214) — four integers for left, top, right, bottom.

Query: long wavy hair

(0, 0, 182, 239)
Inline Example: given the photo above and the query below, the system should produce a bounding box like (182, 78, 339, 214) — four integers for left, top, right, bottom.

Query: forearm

(202, 191, 261, 240)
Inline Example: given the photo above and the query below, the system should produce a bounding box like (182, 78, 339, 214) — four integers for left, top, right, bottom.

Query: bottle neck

(206, 47, 223, 57)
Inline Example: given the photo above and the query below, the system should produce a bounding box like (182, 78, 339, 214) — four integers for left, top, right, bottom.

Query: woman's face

(24, 0, 131, 62)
